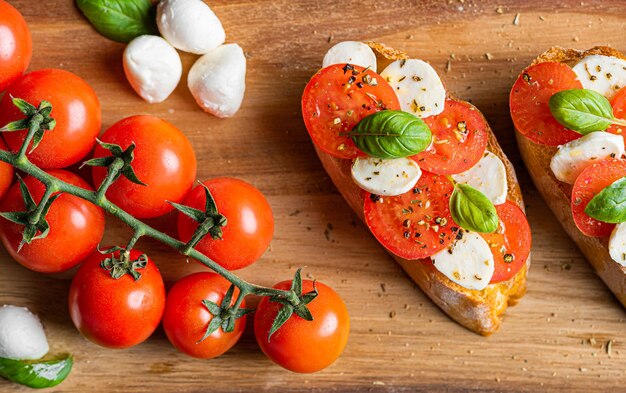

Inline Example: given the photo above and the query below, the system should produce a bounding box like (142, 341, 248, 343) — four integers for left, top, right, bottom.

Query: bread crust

(313, 45, 529, 335)
(515, 46, 626, 306)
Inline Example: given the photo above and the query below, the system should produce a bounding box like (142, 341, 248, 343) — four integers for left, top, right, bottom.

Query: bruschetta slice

(302, 42, 531, 335)
(512, 46, 626, 306)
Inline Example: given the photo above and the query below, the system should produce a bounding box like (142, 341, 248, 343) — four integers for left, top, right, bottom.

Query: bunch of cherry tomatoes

(0, 0, 348, 373)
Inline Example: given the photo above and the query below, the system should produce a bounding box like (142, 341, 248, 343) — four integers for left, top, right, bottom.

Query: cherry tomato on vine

(0, 0, 32, 92)
(0, 170, 105, 274)
(0, 69, 101, 168)
(68, 249, 166, 349)
(177, 177, 274, 270)
(91, 115, 196, 219)
(254, 280, 350, 373)
(163, 272, 247, 359)
(0, 138, 14, 200)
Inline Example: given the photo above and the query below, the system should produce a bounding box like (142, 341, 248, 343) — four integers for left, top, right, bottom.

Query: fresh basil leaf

(450, 183, 498, 233)
(76, 0, 158, 43)
(585, 176, 626, 223)
(349, 110, 432, 159)
(549, 89, 614, 134)
(0, 355, 73, 389)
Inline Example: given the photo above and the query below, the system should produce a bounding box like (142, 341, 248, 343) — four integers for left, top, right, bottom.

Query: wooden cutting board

(2, 0, 625, 391)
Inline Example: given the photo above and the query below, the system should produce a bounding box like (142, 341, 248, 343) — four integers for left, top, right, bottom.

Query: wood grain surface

(1, 0, 625, 392)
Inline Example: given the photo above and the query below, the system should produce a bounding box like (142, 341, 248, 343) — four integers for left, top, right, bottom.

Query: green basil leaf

(585, 176, 626, 223)
(0, 355, 73, 389)
(76, 0, 158, 43)
(548, 89, 614, 134)
(450, 183, 498, 233)
(349, 110, 432, 159)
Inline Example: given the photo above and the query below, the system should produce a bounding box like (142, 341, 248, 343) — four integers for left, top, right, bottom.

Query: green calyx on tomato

(199, 284, 253, 342)
(0, 354, 73, 389)
(170, 182, 228, 248)
(84, 139, 146, 188)
(75, 0, 158, 43)
(0, 97, 56, 154)
(584, 176, 626, 223)
(347, 110, 432, 159)
(266, 269, 318, 342)
(0, 175, 62, 250)
(98, 246, 149, 281)
(549, 89, 626, 134)
(449, 181, 498, 234)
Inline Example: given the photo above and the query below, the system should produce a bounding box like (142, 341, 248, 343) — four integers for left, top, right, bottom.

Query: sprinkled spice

(370, 194, 381, 203)
(342, 64, 354, 74)
(402, 219, 411, 228)
(503, 253, 514, 263)
(403, 231, 411, 239)
(347, 76, 356, 84)
(522, 73, 531, 83)
(413, 187, 421, 194)
(457, 121, 467, 133)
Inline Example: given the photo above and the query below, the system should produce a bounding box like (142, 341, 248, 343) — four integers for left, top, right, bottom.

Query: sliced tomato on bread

(571, 158, 626, 237)
(607, 86, 626, 142)
(363, 170, 456, 260)
(481, 201, 532, 283)
(301, 63, 400, 159)
(510, 62, 583, 146)
(413, 99, 489, 175)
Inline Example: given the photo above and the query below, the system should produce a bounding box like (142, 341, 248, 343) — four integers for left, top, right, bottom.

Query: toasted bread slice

(313, 44, 529, 335)
(515, 46, 626, 306)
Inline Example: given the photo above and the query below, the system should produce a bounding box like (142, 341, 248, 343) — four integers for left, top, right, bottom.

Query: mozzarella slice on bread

(431, 231, 495, 291)
(550, 131, 624, 184)
(322, 41, 377, 72)
(452, 151, 508, 205)
(380, 59, 445, 118)
(609, 223, 626, 267)
(572, 55, 626, 100)
(351, 157, 421, 196)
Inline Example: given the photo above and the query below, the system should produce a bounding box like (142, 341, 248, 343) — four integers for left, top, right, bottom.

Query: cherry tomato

(0, 0, 32, 92)
(510, 62, 583, 146)
(0, 69, 101, 168)
(480, 201, 531, 283)
(254, 279, 349, 373)
(92, 115, 197, 219)
(414, 99, 489, 175)
(177, 177, 273, 270)
(0, 138, 14, 200)
(571, 159, 626, 237)
(0, 170, 104, 274)
(363, 171, 455, 260)
(302, 63, 401, 159)
(163, 272, 246, 359)
(68, 249, 165, 349)
(607, 86, 626, 142)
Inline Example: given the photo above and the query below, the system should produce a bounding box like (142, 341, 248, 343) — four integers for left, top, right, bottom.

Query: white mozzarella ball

(0, 305, 49, 360)
(123, 35, 182, 103)
(188, 43, 246, 118)
(157, 0, 225, 55)
(322, 41, 377, 72)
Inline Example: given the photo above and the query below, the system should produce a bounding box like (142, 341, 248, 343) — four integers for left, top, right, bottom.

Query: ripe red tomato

(607, 86, 626, 142)
(0, 0, 32, 92)
(414, 99, 489, 175)
(177, 177, 273, 270)
(480, 201, 531, 283)
(0, 170, 105, 274)
(163, 272, 246, 359)
(363, 170, 456, 260)
(572, 159, 626, 237)
(254, 279, 349, 373)
(92, 115, 197, 219)
(68, 249, 166, 349)
(0, 69, 101, 168)
(0, 138, 14, 200)
(302, 63, 401, 159)
(510, 62, 582, 146)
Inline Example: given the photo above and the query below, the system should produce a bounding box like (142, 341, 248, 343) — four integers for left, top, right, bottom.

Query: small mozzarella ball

(188, 43, 246, 118)
(157, 0, 225, 55)
(123, 35, 182, 103)
(322, 41, 377, 72)
(0, 305, 49, 360)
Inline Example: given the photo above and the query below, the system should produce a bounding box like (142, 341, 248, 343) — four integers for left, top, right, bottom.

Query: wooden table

(2, 0, 625, 391)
